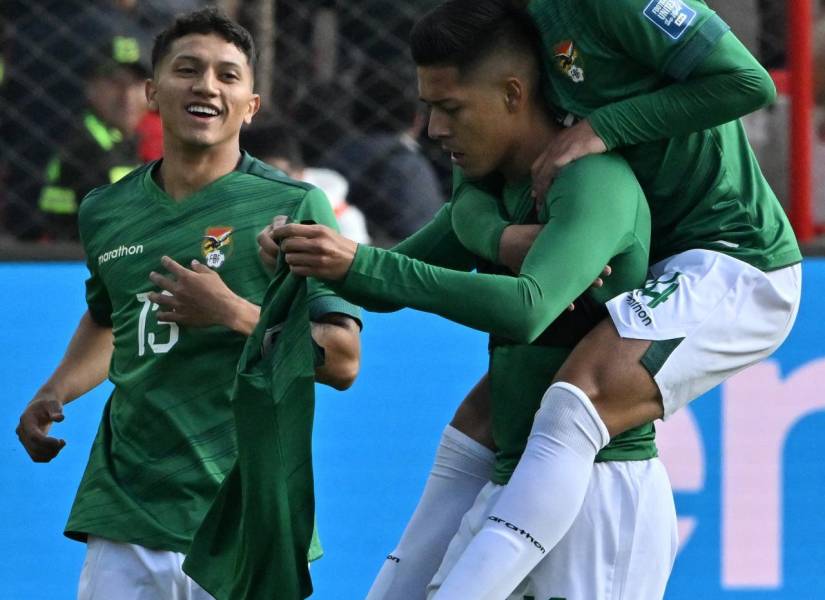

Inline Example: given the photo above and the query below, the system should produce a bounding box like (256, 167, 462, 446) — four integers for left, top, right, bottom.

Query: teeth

(187, 105, 219, 116)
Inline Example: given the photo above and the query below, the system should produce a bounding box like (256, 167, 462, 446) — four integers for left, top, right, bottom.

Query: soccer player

(414, 0, 803, 596)
(14, 9, 360, 600)
(265, 5, 677, 598)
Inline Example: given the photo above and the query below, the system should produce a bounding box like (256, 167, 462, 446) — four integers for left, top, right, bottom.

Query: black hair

(410, 0, 543, 76)
(151, 7, 257, 74)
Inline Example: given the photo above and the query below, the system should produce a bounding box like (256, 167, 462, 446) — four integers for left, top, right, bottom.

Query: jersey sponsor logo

(487, 515, 546, 554)
(202, 226, 234, 269)
(643, 0, 697, 40)
(98, 243, 144, 265)
(386, 554, 400, 563)
(553, 40, 585, 83)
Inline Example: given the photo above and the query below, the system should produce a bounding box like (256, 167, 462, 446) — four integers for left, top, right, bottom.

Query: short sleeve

(584, 0, 730, 80)
(78, 197, 114, 327)
(290, 186, 362, 323)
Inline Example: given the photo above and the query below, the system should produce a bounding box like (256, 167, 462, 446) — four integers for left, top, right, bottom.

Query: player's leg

(525, 459, 678, 600)
(426, 482, 533, 599)
(77, 536, 217, 600)
(432, 251, 801, 598)
(366, 375, 496, 600)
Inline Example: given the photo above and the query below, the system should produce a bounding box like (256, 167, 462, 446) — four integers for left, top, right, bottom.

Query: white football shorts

(606, 249, 802, 418)
(427, 459, 678, 600)
(77, 536, 215, 600)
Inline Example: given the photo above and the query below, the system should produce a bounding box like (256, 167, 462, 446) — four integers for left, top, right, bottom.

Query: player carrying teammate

(15, 9, 360, 599)
(264, 5, 678, 597)
(420, 0, 803, 596)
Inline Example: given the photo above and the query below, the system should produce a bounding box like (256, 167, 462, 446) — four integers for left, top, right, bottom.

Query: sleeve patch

(643, 0, 697, 40)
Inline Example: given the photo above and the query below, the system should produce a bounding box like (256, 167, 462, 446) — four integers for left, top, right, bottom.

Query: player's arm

(532, 0, 774, 193)
(260, 202, 477, 314)
(390, 203, 477, 270)
(275, 160, 641, 342)
(587, 33, 775, 149)
(310, 313, 360, 390)
(449, 169, 542, 272)
(16, 311, 113, 462)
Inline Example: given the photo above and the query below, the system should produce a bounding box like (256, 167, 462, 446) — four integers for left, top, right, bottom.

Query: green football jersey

(339, 154, 658, 480)
(527, 0, 801, 270)
(66, 152, 359, 553)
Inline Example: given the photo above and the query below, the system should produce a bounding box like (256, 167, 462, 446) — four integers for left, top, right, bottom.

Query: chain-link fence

(0, 1, 821, 256)
(0, 0, 450, 254)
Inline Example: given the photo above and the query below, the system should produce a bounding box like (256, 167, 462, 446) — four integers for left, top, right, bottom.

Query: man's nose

(192, 70, 219, 95)
(427, 111, 449, 139)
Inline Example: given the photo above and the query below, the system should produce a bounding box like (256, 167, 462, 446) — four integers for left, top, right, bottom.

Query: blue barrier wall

(1, 260, 822, 599)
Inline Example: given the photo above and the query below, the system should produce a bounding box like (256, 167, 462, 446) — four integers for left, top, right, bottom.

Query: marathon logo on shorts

(625, 294, 653, 326)
(488, 516, 546, 554)
(643, 0, 697, 40)
(98, 243, 144, 265)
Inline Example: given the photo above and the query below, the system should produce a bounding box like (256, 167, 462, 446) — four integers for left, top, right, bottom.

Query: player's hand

(567, 265, 612, 312)
(271, 223, 357, 281)
(16, 393, 66, 462)
(531, 119, 607, 205)
(148, 256, 248, 329)
(257, 215, 289, 269)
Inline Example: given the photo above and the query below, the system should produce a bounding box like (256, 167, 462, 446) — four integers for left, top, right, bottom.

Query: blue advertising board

(1, 260, 823, 599)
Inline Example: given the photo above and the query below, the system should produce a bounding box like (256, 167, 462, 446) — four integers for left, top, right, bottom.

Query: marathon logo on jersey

(643, 0, 697, 40)
(553, 40, 584, 83)
(202, 226, 233, 269)
(98, 243, 144, 265)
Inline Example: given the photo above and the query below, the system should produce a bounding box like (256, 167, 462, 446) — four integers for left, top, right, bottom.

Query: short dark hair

(410, 0, 542, 75)
(151, 7, 256, 74)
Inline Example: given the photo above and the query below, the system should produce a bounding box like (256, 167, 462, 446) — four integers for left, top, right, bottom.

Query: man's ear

(244, 93, 261, 125)
(146, 79, 158, 112)
(504, 78, 525, 113)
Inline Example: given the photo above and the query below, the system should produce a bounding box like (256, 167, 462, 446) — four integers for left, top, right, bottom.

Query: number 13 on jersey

(136, 292, 180, 356)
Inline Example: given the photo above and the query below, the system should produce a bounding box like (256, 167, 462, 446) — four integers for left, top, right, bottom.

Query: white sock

(366, 425, 496, 600)
(431, 383, 609, 600)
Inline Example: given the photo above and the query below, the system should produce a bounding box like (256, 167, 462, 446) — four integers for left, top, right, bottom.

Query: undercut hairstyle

(151, 7, 257, 74)
(410, 0, 544, 77)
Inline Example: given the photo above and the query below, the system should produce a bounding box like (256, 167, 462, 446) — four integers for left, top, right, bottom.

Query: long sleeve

(335, 155, 649, 342)
(351, 204, 477, 313)
(589, 33, 776, 150)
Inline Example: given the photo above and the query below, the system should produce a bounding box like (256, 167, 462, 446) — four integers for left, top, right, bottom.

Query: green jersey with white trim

(527, 0, 801, 270)
(66, 152, 359, 554)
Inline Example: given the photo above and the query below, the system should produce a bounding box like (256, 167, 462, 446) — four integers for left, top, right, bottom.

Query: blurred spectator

(0, 0, 199, 240)
(321, 59, 444, 247)
(0, 1, 152, 239)
(37, 50, 149, 240)
(242, 120, 371, 244)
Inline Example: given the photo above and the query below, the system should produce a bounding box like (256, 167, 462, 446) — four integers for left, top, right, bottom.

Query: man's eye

(176, 67, 196, 75)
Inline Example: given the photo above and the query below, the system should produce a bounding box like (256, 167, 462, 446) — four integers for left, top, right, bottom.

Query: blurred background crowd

(0, 0, 823, 257)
